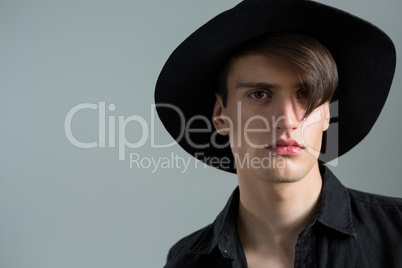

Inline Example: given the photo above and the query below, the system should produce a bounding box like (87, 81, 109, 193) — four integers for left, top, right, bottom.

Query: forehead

(227, 54, 302, 89)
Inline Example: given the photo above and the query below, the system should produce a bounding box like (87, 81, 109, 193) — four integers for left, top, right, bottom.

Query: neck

(236, 162, 323, 260)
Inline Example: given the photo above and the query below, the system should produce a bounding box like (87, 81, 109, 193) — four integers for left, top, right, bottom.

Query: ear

(323, 102, 330, 131)
(212, 93, 229, 135)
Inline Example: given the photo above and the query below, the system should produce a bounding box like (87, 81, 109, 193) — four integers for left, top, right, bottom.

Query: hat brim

(155, 0, 396, 173)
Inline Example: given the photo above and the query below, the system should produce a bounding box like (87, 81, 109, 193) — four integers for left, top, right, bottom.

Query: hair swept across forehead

(218, 32, 338, 118)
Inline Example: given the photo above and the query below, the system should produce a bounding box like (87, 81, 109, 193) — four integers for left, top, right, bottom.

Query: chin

(258, 157, 314, 183)
(261, 168, 304, 183)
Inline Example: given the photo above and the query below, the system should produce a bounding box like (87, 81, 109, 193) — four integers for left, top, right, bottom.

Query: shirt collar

(315, 165, 357, 238)
(187, 164, 356, 258)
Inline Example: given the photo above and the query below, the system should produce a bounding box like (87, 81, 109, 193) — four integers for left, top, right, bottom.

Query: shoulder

(164, 187, 240, 267)
(164, 224, 213, 268)
(348, 188, 402, 218)
(348, 188, 402, 207)
(167, 224, 212, 258)
(347, 188, 402, 238)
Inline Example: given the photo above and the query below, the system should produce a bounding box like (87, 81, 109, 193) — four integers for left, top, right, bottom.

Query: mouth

(266, 139, 304, 155)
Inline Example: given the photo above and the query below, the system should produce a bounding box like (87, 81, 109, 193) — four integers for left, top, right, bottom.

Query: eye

(249, 91, 270, 100)
(297, 88, 309, 99)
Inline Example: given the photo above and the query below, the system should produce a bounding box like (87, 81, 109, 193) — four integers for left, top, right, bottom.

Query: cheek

(301, 108, 326, 154)
(305, 107, 326, 126)
(226, 108, 272, 148)
(301, 125, 323, 159)
(302, 124, 323, 145)
(242, 109, 271, 134)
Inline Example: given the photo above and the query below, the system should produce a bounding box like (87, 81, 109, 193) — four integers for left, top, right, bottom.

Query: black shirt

(164, 165, 402, 267)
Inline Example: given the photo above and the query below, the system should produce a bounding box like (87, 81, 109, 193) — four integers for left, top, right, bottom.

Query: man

(155, 0, 402, 267)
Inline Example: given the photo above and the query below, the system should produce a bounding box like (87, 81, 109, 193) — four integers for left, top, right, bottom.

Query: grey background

(0, 0, 401, 267)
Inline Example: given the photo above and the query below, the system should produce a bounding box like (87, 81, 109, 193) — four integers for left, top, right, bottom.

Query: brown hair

(217, 32, 338, 118)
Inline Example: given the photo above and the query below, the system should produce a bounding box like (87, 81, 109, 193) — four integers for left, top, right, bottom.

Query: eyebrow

(235, 82, 306, 90)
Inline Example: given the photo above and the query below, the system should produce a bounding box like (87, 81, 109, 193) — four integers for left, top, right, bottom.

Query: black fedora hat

(155, 0, 396, 173)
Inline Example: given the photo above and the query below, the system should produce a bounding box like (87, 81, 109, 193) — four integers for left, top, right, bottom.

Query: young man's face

(213, 54, 330, 182)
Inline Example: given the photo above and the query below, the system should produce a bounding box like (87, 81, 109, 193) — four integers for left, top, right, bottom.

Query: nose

(272, 97, 300, 131)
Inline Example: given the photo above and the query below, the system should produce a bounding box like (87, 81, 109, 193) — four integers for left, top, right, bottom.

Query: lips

(266, 139, 304, 155)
